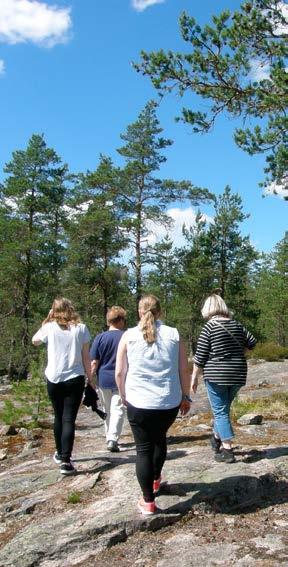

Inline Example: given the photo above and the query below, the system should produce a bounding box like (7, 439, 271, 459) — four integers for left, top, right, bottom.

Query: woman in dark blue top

(90, 306, 126, 452)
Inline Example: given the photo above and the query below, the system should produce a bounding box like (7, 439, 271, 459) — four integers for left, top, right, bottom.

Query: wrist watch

(182, 394, 192, 402)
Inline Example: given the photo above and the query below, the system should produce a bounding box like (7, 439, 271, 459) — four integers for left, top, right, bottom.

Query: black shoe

(60, 461, 77, 475)
(107, 440, 120, 452)
(210, 435, 221, 453)
(214, 448, 235, 464)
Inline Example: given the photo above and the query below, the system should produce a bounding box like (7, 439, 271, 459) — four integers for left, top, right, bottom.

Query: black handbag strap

(212, 320, 243, 349)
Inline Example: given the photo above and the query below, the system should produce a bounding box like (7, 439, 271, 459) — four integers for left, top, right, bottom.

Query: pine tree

(255, 232, 288, 345)
(206, 187, 259, 328)
(65, 157, 130, 331)
(0, 134, 70, 377)
(115, 100, 212, 312)
(136, 0, 288, 195)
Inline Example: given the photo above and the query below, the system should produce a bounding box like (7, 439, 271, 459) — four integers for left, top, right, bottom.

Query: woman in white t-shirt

(115, 294, 191, 516)
(32, 298, 93, 475)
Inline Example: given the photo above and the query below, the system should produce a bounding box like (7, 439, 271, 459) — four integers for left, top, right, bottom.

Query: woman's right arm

(115, 333, 128, 404)
(32, 325, 48, 346)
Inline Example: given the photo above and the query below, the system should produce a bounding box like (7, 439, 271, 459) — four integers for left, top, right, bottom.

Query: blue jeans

(205, 381, 241, 441)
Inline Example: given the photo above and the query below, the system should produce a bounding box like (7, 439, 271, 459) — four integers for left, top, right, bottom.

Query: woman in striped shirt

(192, 294, 257, 463)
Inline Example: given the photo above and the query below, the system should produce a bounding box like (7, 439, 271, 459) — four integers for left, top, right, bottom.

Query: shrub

(0, 356, 50, 428)
(247, 342, 288, 362)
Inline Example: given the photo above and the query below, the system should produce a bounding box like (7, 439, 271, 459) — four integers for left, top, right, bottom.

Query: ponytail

(138, 295, 161, 344)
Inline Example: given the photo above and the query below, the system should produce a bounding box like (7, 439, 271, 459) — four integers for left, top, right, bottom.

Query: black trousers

(127, 403, 179, 502)
(47, 376, 85, 461)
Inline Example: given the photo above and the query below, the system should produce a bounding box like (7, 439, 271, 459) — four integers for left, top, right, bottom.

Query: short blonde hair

(201, 294, 231, 320)
(138, 294, 161, 344)
(106, 306, 126, 326)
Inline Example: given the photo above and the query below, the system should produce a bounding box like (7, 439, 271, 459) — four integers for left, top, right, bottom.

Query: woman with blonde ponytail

(116, 294, 191, 516)
(32, 298, 93, 475)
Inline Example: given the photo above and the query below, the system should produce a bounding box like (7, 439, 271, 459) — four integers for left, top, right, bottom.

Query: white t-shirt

(32, 322, 91, 383)
(125, 321, 182, 409)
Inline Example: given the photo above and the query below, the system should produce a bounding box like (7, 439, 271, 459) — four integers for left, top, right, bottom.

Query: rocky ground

(0, 361, 287, 567)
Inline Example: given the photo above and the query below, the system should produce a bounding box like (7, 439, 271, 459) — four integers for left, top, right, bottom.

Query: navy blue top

(90, 330, 124, 389)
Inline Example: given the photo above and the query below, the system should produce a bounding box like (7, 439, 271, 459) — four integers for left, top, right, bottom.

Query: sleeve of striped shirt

(193, 324, 211, 368)
(243, 327, 257, 350)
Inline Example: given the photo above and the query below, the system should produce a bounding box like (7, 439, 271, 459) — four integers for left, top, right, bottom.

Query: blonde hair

(138, 294, 161, 344)
(43, 298, 81, 327)
(106, 305, 126, 326)
(201, 294, 231, 320)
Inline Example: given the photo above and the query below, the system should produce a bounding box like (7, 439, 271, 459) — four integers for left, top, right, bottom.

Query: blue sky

(0, 0, 286, 253)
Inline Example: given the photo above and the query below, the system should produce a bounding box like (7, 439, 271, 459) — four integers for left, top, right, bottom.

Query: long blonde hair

(43, 298, 81, 327)
(138, 294, 161, 344)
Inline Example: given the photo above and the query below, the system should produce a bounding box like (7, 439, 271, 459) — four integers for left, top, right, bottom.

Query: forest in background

(1, 0, 287, 379)
(0, 101, 287, 380)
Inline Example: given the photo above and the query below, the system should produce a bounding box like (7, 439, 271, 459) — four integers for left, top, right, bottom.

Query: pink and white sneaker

(137, 498, 157, 516)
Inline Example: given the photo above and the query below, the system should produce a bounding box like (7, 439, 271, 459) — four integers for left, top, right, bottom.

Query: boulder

(0, 424, 18, 436)
(237, 413, 263, 425)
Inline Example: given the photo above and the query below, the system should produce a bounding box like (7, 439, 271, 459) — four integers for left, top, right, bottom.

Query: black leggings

(127, 403, 179, 502)
(47, 376, 85, 461)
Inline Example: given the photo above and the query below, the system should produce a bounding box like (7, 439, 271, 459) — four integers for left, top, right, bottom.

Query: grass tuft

(67, 491, 81, 504)
(232, 393, 288, 421)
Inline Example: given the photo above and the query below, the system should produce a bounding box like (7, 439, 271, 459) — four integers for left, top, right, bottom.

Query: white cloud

(249, 59, 271, 82)
(146, 206, 213, 247)
(249, 2, 288, 81)
(132, 0, 165, 12)
(272, 1, 288, 36)
(265, 178, 288, 200)
(0, 59, 5, 74)
(0, 0, 72, 47)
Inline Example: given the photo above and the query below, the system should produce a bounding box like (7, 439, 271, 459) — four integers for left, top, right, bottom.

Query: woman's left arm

(179, 338, 192, 416)
(115, 333, 128, 404)
(82, 342, 93, 385)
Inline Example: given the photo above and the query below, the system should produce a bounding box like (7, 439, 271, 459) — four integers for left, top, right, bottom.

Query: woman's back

(125, 321, 181, 409)
(34, 321, 90, 383)
(194, 317, 256, 385)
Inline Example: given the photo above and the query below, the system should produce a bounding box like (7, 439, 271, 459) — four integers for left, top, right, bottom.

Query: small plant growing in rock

(67, 491, 81, 504)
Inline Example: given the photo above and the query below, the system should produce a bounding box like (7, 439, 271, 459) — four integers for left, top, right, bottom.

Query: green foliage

(136, 0, 288, 194)
(232, 392, 288, 420)
(247, 342, 288, 361)
(253, 232, 288, 345)
(67, 491, 81, 504)
(0, 134, 70, 377)
(114, 100, 213, 308)
(0, 357, 50, 428)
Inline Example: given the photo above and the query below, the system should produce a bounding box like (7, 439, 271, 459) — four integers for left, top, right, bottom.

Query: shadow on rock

(235, 446, 288, 462)
(159, 473, 288, 516)
(167, 434, 211, 445)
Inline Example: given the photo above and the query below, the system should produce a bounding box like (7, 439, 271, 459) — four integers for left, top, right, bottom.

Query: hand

(120, 396, 127, 407)
(179, 399, 191, 416)
(88, 379, 96, 391)
(191, 376, 198, 394)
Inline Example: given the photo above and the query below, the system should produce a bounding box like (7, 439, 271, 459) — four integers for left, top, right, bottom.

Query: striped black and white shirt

(193, 318, 257, 385)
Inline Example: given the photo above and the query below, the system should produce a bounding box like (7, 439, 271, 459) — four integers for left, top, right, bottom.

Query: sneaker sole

(60, 468, 77, 475)
(137, 504, 156, 516)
